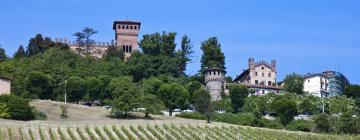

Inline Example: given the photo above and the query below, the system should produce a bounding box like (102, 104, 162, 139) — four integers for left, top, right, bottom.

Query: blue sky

(0, 0, 359, 83)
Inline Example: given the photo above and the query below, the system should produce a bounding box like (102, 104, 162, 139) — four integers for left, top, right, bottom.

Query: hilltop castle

(55, 20, 141, 59)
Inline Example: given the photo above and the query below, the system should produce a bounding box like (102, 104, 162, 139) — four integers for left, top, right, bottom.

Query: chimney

(249, 58, 254, 70)
(271, 59, 276, 71)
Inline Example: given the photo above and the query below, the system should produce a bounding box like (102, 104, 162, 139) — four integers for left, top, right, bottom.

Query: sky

(0, 0, 359, 84)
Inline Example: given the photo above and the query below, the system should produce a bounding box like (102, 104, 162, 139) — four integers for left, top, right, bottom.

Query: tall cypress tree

(200, 37, 225, 72)
(14, 45, 26, 59)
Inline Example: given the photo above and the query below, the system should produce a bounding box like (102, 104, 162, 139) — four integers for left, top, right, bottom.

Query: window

(125, 45, 129, 53)
(213, 71, 216, 75)
(122, 45, 126, 52)
(255, 72, 258, 76)
(268, 73, 271, 77)
(255, 80, 259, 84)
(118, 25, 121, 29)
(130, 26, 133, 29)
(122, 25, 125, 29)
(129, 45, 132, 52)
(268, 81, 271, 86)
(262, 90, 265, 94)
(126, 25, 129, 29)
(262, 73, 264, 77)
(262, 67, 264, 70)
(134, 26, 137, 30)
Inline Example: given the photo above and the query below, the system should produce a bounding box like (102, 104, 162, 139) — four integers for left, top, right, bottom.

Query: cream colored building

(0, 77, 11, 95)
(233, 58, 281, 95)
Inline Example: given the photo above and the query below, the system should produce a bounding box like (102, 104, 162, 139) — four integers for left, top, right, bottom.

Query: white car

(173, 109, 181, 112)
(182, 109, 194, 113)
(215, 110, 225, 114)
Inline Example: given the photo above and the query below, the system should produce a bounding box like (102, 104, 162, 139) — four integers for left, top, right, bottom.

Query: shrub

(175, 112, 206, 120)
(255, 118, 283, 129)
(338, 111, 360, 134)
(0, 95, 34, 120)
(59, 104, 68, 118)
(33, 109, 47, 120)
(287, 120, 314, 132)
(314, 113, 330, 133)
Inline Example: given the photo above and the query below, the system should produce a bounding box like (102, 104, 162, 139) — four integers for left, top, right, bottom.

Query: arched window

(122, 25, 125, 29)
(125, 45, 129, 53)
(118, 25, 121, 29)
(129, 45, 132, 52)
(122, 45, 126, 52)
(213, 71, 216, 75)
(126, 25, 129, 29)
(130, 26, 133, 29)
(134, 26, 137, 30)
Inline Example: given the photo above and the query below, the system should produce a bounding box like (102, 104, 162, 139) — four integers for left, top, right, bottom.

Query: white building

(0, 77, 11, 95)
(303, 71, 349, 98)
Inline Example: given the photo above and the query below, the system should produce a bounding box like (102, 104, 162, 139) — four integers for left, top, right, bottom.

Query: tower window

(130, 26, 133, 29)
(134, 26, 137, 30)
(118, 25, 121, 29)
(122, 45, 126, 52)
(262, 67, 264, 70)
(213, 71, 216, 75)
(126, 25, 129, 29)
(129, 45, 132, 52)
(122, 25, 125, 29)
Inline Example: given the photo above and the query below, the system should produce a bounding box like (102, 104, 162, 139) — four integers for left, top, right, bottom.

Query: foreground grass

(0, 124, 359, 140)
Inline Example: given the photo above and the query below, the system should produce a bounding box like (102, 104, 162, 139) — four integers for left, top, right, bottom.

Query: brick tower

(113, 20, 141, 59)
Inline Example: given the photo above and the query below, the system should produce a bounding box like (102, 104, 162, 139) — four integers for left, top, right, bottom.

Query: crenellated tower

(113, 20, 141, 59)
(204, 68, 226, 101)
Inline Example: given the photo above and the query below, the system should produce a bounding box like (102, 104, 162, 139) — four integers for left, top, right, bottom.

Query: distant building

(303, 71, 349, 98)
(0, 77, 11, 95)
(233, 58, 281, 95)
(59, 20, 141, 59)
(204, 68, 227, 101)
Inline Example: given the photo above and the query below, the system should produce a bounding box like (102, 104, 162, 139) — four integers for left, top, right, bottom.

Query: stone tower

(113, 20, 141, 59)
(204, 68, 226, 101)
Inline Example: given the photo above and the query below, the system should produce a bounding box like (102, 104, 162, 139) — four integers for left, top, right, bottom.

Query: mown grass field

(1, 123, 359, 140)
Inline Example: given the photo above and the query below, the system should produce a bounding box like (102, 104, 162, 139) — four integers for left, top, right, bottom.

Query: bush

(175, 112, 206, 120)
(0, 95, 34, 120)
(33, 108, 47, 120)
(314, 113, 330, 133)
(177, 112, 257, 126)
(287, 120, 314, 132)
(256, 118, 283, 129)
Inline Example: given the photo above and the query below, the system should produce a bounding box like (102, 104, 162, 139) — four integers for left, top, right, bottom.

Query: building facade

(233, 58, 281, 95)
(64, 20, 141, 59)
(204, 68, 227, 101)
(303, 71, 349, 98)
(0, 77, 11, 95)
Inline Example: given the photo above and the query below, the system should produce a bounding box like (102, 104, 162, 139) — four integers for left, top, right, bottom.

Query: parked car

(173, 108, 181, 112)
(294, 114, 310, 120)
(215, 109, 225, 114)
(182, 109, 194, 113)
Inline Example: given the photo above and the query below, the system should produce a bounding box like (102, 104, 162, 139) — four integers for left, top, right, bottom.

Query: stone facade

(204, 68, 226, 101)
(60, 20, 141, 59)
(0, 77, 11, 95)
(233, 58, 281, 95)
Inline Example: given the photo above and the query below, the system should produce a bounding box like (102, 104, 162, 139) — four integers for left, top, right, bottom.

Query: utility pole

(64, 80, 67, 104)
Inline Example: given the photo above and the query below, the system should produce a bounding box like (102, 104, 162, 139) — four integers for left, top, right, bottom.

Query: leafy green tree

(314, 113, 331, 133)
(104, 44, 124, 60)
(186, 81, 202, 103)
(177, 35, 194, 75)
(229, 84, 249, 113)
(283, 73, 304, 94)
(140, 32, 177, 56)
(24, 72, 53, 99)
(213, 98, 233, 113)
(344, 84, 360, 98)
(225, 76, 233, 83)
(159, 83, 189, 116)
(138, 93, 163, 118)
(325, 96, 356, 114)
(26, 34, 44, 56)
(0, 95, 34, 120)
(200, 37, 225, 72)
(73, 27, 98, 53)
(84, 77, 102, 104)
(108, 76, 139, 118)
(298, 95, 321, 115)
(0, 46, 7, 61)
(0, 103, 10, 119)
(142, 77, 163, 96)
(193, 89, 212, 123)
(66, 76, 86, 103)
(271, 96, 298, 126)
(14, 45, 26, 59)
(339, 111, 360, 134)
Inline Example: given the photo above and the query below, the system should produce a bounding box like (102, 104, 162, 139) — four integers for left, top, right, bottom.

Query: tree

(84, 77, 102, 105)
(142, 77, 163, 96)
(271, 96, 298, 126)
(339, 111, 360, 134)
(193, 89, 212, 123)
(186, 81, 202, 104)
(213, 98, 233, 113)
(177, 35, 194, 75)
(298, 95, 321, 115)
(108, 77, 139, 118)
(283, 73, 304, 94)
(26, 34, 44, 56)
(138, 93, 163, 118)
(24, 72, 53, 99)
(0, 46, 7, 61)
(200, 37, 225, 72)
(158, 83, 189, 116)
(73, 27, 98, 53)
(344, 84, 360, 98)
(325, 96, 356, 114)
(229, 84, 249, 113)
(14, 45, 26, 59)
(104, 44, 124, 60)
(139, 32, 177, 57)
(0, 95, 34, 120)
(66, 76, 86, 103)
(314, 113, 331, 133)
(0, 103, 10, 119)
